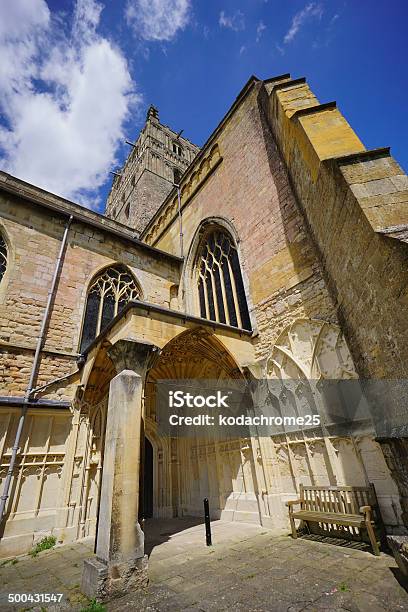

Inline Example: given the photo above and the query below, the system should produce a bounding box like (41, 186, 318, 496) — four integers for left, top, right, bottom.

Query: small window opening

(172, 142, 182, 156)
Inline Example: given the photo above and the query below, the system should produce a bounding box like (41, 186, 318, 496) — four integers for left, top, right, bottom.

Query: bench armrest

(286, 499, 301, 508)
(359, 505, 372, 517)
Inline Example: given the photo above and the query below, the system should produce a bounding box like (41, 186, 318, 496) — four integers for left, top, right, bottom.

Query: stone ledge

(82, 298, 253, 357)
(329, 147, 391, 165)
(0, 396, 71, 409)
(270, 77, 307, 92)
(291, 101, 337, 119)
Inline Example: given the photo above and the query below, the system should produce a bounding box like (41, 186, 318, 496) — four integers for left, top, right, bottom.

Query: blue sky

(0, 1, 407, 212)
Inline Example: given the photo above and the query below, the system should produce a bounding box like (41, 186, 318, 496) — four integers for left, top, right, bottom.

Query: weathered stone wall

(0, 406, 74, 557)
(126, 171, 175, 234)
(147, 82, 339, 362)
(0, 191, 181, 398)
(263, 77, 408, 527)
(265, 79, 408, 380)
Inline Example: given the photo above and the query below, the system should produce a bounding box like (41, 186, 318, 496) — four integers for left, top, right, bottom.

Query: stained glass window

(196, 229, 251, 331)
(80, 265, 141, 352)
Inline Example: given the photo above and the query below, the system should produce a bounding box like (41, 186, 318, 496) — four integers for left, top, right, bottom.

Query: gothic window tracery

(196, 228, 251, 330)
(80, 265, 142, 352)
(0, 234, 7, 284)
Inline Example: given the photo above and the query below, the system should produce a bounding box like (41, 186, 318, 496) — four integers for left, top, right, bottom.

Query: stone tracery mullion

(310, 321, 328, 380)
(195, 228, 249, 329)
(0, 234, 7, 283)
(81, 266, 141, 351)
(209, 265, 220, 321)
(267, 319, 362, 493)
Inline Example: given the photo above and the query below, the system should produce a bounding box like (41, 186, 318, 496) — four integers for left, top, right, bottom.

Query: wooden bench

(286, 484, 383, 555)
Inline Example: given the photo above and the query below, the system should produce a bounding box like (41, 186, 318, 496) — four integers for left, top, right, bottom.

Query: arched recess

(79, 396, 108, 538)
(82, 339, 115, 407)
(79, 263, 143, 353)
(144, 327, 261, 522)
(182, 217, 255, 332)
(142, 423, 171, 519)
(264, 318, 401, 531)
(62, 340, 114, 542)
(267, 318, 358, 380)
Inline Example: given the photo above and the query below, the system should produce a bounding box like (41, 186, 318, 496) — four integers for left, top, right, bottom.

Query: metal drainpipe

(0, 215, 73, 523)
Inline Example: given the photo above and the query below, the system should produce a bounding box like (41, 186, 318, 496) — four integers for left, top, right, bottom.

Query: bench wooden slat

(350, 490, 356, 515)
(292, 510, 366, 528)
(329, 489, 335, 513)
(335, 490, 342, 513)
(342, 491, 347, 513)
(302, 485, 372, 491)
(292, 510, 365, 521)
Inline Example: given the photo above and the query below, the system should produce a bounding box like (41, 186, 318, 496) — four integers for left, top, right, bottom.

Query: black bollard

(204, 497, 212, 546)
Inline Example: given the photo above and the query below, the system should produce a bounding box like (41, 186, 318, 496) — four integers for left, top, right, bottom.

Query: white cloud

(275, 42, 285, 56)
(256, 20, 266, 43)
(126, 0, 191, 41)
(0, 0, 137, 208)
(284, 2, 323, 44)
(219, 10, 245, 32)
(0, 0, 50, 39)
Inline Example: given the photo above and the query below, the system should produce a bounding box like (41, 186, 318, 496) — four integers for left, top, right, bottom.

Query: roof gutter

(0, 397, 71, 409)
(0, 172, 183, 265)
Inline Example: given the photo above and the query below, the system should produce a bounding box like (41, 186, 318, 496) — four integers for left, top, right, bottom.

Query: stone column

(82, 338, 160, 601)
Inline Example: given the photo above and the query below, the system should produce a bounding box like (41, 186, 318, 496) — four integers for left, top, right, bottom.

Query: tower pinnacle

(146, 105, 159, 121)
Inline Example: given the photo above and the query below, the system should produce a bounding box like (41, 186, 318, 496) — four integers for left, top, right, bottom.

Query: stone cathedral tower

(105, 105, 199, 233)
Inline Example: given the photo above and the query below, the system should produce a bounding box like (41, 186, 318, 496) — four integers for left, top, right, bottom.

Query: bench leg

(289, 513, 297, 539)
(366, 521, 380, 556)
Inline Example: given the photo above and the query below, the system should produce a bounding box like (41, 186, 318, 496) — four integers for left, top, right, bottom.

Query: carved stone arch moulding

(266, 318, 358, 380)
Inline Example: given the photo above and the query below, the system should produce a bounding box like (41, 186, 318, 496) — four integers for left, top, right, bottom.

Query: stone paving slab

(0, 520, 407, 611)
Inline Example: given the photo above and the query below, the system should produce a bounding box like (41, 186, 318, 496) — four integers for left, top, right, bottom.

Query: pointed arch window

(0, 234, 7, 285)
(80, 265, 142, 352)
(196, 228, 251, 331)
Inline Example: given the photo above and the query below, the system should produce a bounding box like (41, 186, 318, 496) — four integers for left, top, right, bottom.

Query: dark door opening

(143, 437, 154, 518)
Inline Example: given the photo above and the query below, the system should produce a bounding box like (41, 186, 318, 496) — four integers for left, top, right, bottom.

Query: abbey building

(0, 73, 408, 596)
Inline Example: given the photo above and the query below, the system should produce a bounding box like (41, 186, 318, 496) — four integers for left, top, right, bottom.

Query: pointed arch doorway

(143, 327, 262, 523)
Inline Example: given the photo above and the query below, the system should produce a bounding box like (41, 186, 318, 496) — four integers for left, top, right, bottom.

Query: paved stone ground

(0, 519, 407, 611)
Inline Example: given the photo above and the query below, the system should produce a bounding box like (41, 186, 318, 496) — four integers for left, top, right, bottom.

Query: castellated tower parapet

(105, 105, 199, 234)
